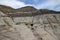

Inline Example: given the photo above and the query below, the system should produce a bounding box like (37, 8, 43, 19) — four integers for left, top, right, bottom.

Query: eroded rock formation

(0, 5, 60, 40)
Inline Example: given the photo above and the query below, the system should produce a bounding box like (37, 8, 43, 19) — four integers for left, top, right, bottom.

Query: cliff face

(0, 5, 60, 40)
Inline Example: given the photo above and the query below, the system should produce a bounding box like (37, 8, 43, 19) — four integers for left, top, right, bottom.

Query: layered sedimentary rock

(0, 5, 60, 40)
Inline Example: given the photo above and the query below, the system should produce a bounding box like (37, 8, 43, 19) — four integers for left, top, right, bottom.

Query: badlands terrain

(0, 5, 60, 40)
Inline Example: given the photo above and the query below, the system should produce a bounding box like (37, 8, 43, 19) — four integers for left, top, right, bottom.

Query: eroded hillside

(0, 5, 60, 40)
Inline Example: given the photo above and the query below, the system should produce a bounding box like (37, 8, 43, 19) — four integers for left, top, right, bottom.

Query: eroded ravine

(0, 10, 60, 40)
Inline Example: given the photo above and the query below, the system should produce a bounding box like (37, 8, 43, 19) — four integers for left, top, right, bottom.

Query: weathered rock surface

(0, 5, 60, 40)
